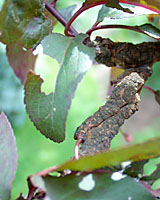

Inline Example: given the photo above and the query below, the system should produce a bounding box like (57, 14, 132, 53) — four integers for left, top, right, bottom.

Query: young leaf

(0, 0, 52, 48)
(96, 5, 139, 23)
(0, 112, 17, 200)
(41, 33, 71, 64)
(6, 43, 37, 84)
(137, 23, 160, 39)
(57, 137, 160, 171)
(24, 34, 95, 143)
(31, 174, 154, 200)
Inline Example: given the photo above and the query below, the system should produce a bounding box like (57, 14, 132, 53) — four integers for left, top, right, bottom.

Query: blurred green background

(0, 0, 160, 199)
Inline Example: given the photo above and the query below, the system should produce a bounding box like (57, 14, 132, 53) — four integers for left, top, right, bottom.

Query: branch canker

(74, 66, 152, 157)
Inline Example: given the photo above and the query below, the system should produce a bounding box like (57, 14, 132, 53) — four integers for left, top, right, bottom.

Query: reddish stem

(26, 186, 37, 200)
(45, 1, 78, 36)
(86, 24, 159, 39)
(64, 1, 109, 36)
(64, 0, 160, 37)
(143, 85, 155, 94)
(51, 0, 58, 7)
(74, 137, 83, 160)
(119, 128, 133, 143)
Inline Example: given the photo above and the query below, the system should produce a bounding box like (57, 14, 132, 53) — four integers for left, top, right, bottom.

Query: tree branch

(74, 66, 152, 157)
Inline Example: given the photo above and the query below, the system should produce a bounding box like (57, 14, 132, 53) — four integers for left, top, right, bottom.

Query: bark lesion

(74, 37, 156, 157)
(88, 36, 160, 69)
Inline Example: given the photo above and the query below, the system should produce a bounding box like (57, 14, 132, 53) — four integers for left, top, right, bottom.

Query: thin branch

(45, 1, 78, 36)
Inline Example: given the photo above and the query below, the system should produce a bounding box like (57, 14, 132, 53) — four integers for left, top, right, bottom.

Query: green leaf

(124, 160, 148, 178)
(24, 34, 95, 142)
(142, 164, 160, 183)
(57, 137, 160, 171)
(6, 43, 37, 84)
(106, 0, 133, 13)
(85, 0, 132, 13)
(32, 174, 154, 200)
(137, 23, 160, 39)
(59, 5, 77, 21)
(0, 112, 17, 200)
(0, 0, 52, 48)
(154, 90, 160, 104)
(96, 5, 138, 23)
(84, 0, 160, 13)
(41, 33, 71, 63)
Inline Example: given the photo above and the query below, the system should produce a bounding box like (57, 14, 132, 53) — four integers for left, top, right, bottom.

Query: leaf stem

(51, 0, 58, 7)
(45, 1, 78, 36)
(64, 1, 109, 36)
(86, 24, 156, 38)
(143, 85, 155, 94)
(74, 137, 83, 160)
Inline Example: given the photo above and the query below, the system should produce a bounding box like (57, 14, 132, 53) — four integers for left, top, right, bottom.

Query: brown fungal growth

(88, 36, 160, 69)
(74, 36, 157, 157)
(74, 66, 152, 157)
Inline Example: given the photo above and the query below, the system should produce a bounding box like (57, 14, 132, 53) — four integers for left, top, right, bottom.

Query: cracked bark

(88, 36, 160, 69)
(74, 66, 152, 157)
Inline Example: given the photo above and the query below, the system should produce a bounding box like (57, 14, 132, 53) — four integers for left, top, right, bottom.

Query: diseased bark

(88, 36, 160, 69)
(74, 37, 157, 157)
(74, 66, 152, 157)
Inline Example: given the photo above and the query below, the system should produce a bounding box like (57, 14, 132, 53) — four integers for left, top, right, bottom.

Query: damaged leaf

(0, 0, 52, 48)
(24, 34, 95, 142)
(6, 43, 37, 84)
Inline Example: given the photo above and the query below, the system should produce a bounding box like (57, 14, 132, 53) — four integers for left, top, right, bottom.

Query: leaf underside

(0, 113, 17, 200)
(6, 43, 37, 84)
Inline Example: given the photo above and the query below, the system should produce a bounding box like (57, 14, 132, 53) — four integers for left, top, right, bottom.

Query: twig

(45, 2, 78, 36)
